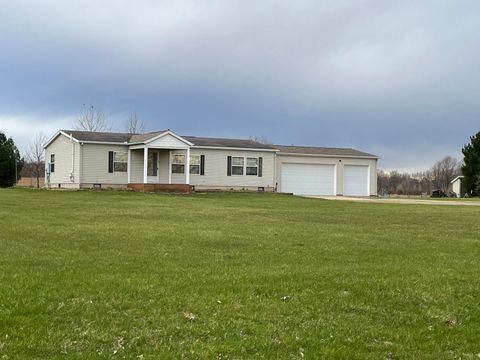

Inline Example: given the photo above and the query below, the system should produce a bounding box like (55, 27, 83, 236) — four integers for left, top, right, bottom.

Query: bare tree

(125, 112, 146, 134)
(431, 156, 461, 191)
(26, 132, 47, 188)
(75, 105, 111, 132)
(249, 136, 272, 145)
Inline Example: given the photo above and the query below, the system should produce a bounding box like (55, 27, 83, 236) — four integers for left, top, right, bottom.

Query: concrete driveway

(308, 196, 480, 206)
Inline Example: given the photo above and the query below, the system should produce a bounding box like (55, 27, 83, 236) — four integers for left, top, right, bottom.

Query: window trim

(171, 154, 185, 174)
(230, 156, 260, 176)
(113, 151, 128, 172)
(246, 157, 258, 176)
(231, 156, 245, 176)
(50, 153, 55, 173)
(189, 154, 201, 175)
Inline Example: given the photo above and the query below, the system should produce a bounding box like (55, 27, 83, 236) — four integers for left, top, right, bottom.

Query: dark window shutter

(108, 151, 114, 173)
(227, 156, 232, 176)
(200, 155, 205, 175)
(258, 157, 263, 177)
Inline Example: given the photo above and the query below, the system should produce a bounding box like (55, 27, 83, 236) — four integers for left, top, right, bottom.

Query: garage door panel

(344, 165, 369, 196)
(281, 163, 335, 195)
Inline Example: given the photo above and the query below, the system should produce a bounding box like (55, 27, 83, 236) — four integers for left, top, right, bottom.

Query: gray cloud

(0, 0, 479, 170)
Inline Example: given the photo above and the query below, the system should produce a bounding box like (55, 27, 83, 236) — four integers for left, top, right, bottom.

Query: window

(50, 154, 55, 173)
(172, 154, 185, 174)
(190, 155, 200, 175)
(246, 157, 258, 176)
(231, 157, 244, 175)
(113, 151, 127, 172)
(148, 152, 158, 176)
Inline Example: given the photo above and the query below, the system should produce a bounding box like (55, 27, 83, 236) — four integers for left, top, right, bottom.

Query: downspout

(79, 142, 83, 187)
(70, 133, 75, 182)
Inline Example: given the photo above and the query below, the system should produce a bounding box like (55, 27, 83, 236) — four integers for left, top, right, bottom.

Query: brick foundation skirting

(127, 183, 194, 193)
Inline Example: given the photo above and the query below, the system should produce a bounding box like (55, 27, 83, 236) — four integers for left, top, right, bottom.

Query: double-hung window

(50, 154, 55, 173)
(172, 154, 185, 174)
(246, 157, 258, 176)
(231, 157, 244, 175)
(190, 155, 201, 175)
(113, 151, 128, 172)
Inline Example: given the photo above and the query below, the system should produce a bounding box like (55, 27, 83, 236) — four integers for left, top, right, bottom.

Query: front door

(147, 151, 159, 182)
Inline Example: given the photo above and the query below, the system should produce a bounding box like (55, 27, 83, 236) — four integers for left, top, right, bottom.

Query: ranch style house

(44, 129, 378, 196)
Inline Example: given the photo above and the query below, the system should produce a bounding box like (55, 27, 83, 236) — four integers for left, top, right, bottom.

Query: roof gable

(145, 131, 193, 148)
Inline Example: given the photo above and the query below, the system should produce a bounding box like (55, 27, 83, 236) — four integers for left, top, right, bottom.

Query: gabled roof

(275, 144, 378, 158)
(182, 136, 276, 150)
(56, 130, 275, 149)
(48, 130, 377, 158)
(451, 175, 464, 183)
(59, 130, 133, 143)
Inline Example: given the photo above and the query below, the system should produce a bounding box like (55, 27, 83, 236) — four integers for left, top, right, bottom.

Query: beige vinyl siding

(189, 148, 275, 189)
(130, 149, 144, 183)
(158, 150, 170, 183)
(81, 144, 128, 184)
(276, 154, 377, 196)
(44, 133, 81, 186)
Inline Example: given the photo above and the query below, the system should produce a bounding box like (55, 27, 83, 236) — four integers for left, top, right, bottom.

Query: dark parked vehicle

(431, 189, 447, 198)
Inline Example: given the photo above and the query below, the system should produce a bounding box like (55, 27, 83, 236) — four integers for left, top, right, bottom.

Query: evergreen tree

(0, 131, 23, 187)
(461, 131, 480, 196)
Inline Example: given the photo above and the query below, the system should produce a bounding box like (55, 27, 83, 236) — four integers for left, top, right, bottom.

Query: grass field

(1, 189, 480, 359)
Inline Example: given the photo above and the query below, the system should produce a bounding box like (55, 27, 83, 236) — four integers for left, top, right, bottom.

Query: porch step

(127, 183, 193, 194)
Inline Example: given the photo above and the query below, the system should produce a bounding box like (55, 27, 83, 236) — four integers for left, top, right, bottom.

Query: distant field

(1, 189, 480, 359)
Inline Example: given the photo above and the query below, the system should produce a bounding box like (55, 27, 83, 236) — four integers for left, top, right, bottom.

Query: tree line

(378, 156, 462, 196)
(379, 135, 480, 196)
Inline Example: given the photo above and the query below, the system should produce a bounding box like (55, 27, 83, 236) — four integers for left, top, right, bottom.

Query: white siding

(44, 133, 80, 187)
(276, 154, 377, 196)
(189, 148, 275, 189)
(130, 149, 144, 183)
(81, 144, 128, 184)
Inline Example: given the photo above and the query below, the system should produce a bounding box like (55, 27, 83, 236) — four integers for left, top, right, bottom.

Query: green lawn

(1, 189, 480, 359)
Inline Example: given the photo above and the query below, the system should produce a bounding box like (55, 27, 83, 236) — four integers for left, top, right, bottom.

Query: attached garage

(281, 163, 335, 195)
(275, 145, 378, 197)
(343, 165, 369, 196)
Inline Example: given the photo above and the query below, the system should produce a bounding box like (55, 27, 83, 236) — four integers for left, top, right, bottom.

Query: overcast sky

(0, 0, 479, 171)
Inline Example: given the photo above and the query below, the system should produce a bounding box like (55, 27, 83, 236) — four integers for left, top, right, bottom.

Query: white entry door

(281, 163, 335, 195)
(343, 165, 369, 196)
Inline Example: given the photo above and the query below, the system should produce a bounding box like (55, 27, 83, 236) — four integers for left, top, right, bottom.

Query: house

(43, 129, 379, 196)
(451, 176, 465, 198)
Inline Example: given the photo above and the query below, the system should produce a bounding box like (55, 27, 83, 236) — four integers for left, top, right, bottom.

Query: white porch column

(127, 148, 131, 184)
(185, 147, 190, 184)
(143, 147, 148, 184)
(168, 150, 172, 184)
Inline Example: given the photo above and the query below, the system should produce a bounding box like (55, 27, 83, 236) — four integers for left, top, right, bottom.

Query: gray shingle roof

(60, 130, 377, 158)
(129, 131, 167, 143)
(182, 136, 275, 150)
(275, 144, 378, 158)
(61, 130, 133, 143)
(61, 130, 275, 149)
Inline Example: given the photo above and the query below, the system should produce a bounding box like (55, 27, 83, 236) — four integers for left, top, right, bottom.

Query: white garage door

(344, 165, 369, 196)
(281, 163, 335, 195)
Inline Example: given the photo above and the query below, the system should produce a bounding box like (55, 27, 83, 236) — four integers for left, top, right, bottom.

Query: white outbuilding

(451, 176, 465, 198)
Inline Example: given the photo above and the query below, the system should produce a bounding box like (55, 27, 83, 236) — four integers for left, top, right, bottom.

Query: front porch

(126, 132, 195, 192)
